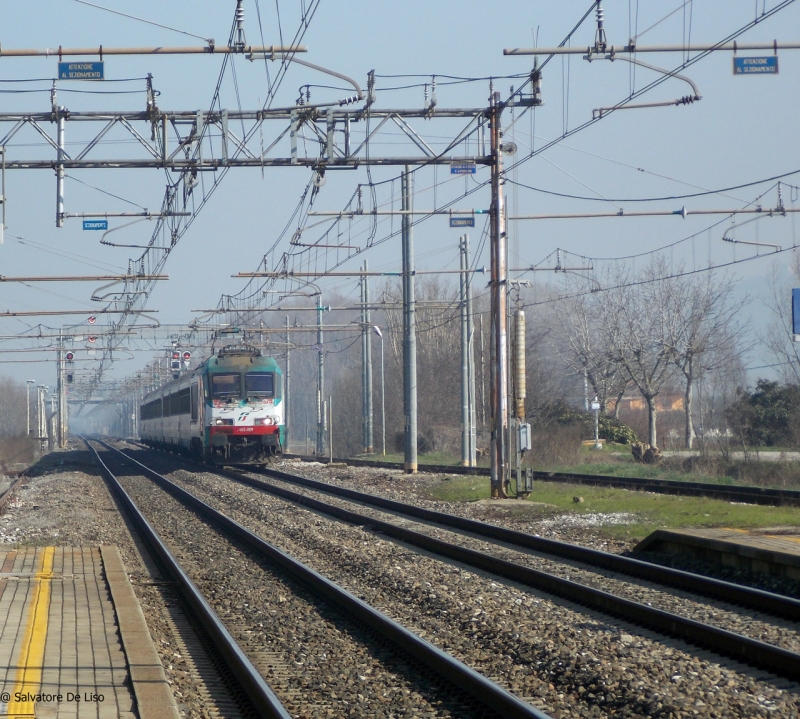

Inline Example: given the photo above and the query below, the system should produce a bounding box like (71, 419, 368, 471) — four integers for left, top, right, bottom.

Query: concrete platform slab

(0, 547, 177, 719)
(635, 527, 800, 579)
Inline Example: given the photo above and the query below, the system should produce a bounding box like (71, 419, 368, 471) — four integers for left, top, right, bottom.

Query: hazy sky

(1, 0, 799, 390)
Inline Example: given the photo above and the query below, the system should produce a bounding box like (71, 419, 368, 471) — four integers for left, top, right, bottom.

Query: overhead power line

(507, 170, 800, 203)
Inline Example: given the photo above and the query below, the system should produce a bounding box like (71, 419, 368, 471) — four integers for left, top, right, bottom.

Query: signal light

(66, 373, 73, 383)
(172, 351, 180, 360)
(182, 351, 191, 361)
(170, 359, 180, 370)
(65, 352, 74, 361)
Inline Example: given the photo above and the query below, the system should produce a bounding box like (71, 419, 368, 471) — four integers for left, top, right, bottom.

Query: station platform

(635, 527, 800, 579)
(0, 546, 177, 719)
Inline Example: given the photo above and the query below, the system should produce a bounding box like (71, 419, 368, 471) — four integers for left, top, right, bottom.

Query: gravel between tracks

(108, 454, 504, 719)
(128, 447, 800, 719)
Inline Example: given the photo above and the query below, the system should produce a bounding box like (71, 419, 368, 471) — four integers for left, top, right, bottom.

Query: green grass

(422, 475, 800, 541)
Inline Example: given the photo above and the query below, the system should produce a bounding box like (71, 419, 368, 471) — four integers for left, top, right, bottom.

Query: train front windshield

(212, 373, 240, 399)
(245, 372, 274, 398)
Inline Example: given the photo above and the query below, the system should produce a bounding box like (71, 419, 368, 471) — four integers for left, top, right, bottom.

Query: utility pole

(315, 296, 326, 456)
(25, 380, 35, 436)
(402, 166, 418, 473)
(459, 236, 477, 467)
(37, 385, 47, 449)
(55, 97, 66, 228)
(489, 90, 508, 497)
(284, 315, 291, 450)
(361, 262, 374, 453)
(57, 330, 68, 448)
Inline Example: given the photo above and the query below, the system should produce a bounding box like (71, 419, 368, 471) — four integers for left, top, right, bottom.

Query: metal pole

(361, 273, 367, 452)
(584, 369, 589, 411)
(316, 296, 325, 456)
(595, 405, 601, 449)
(402, 166, 418, 473)
(365, 263, 373, 454)
(1, 145, 5, 245)
(284, 314, 290, 450)
(489, 91, 508, 497)
(504, 40, 800, 56)
(329, 395, 333, 463)
(26, 380, 33, 436)
(460, 237, 469, 466)
(465, 235, 477, 467)
(380, 333, 386, 456)
(0, 44, 307, 58)
(56, 106, 65, 227)
(58, 330, 67, 448)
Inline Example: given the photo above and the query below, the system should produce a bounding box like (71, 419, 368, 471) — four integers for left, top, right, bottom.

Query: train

(139, 343, 284, 463)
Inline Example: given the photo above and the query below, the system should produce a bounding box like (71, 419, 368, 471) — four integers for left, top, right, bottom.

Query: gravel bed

(234, 471, 800, 655)
(278, 460, 800, 600)
(3, 448, 239, 719)
(106, 451, 501, 719)
(130, 448, 800, 718)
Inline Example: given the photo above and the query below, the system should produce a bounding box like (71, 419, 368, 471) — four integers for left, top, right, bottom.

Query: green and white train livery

(140, 344, 284, 463)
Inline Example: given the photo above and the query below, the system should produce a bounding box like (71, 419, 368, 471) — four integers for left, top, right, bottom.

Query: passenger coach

(139, 344, 284, 463)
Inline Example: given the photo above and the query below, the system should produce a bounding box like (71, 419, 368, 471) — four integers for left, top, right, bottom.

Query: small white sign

(590, 401, 601, 411)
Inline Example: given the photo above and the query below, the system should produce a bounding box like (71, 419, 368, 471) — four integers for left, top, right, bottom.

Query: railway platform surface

(636, 527, 800, 579)
(0, 545, 177, 719)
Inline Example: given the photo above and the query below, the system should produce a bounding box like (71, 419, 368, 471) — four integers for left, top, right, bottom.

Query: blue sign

(793, 289, 800, 335)
(733, 56, 778, 75)
(83, 219, 108, 231)
(58, 61, 104, 80)
(450, 163, 477, 175)
(450, 217, 475, 228)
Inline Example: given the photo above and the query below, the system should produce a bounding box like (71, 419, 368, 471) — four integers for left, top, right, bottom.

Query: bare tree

(664, 272, 749, 449)
(550, 277, 628, 416)
(602, 259, 677, 447)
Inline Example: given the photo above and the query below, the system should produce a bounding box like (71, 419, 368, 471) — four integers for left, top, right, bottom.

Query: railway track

(113, 442, 800, 690)
(85, 438, 292, 719)
(283, 453, 800, 507)
(242, 461, 800, 621)
(90, 438, 551, 719)
(0, 472, 26, 515)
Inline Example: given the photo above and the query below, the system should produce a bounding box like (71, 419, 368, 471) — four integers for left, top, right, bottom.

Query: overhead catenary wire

(71, 0, 213, 43)
(506, 170, 800, 204)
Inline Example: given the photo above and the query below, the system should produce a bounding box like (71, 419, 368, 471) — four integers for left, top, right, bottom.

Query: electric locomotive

(139, 344, 284, 463)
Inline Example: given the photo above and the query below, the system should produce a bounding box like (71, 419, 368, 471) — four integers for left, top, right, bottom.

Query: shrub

(726, 380, 800, 447)
(550, 406, 638, 444)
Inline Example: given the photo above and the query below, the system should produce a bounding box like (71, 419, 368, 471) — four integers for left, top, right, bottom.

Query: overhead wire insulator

(235, 0, 246, 49)
(594, 0, 607, 53)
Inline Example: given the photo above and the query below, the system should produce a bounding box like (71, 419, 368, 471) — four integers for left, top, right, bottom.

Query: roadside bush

(550, 406, 638, 444)
(726, 379, 800, 447)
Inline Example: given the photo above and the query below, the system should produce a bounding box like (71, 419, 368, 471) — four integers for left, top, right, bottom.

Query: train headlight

(255, 417, 277, 426)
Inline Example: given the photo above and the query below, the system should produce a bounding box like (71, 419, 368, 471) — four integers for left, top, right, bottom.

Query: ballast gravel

(5, 446, 800, 719)
(131, 448, 800, 719)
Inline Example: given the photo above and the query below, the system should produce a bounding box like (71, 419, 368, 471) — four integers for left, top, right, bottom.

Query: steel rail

(123, 443, 800, 682)
(82, 438, 293, 719)
(101, 440, 551, 719)
(0, 474, 26, 514)
(282, 453, 800, 507)
(234, 463, 800, 622)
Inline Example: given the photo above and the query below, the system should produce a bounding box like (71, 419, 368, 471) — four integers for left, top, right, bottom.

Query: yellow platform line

(7, 547, 55, 718)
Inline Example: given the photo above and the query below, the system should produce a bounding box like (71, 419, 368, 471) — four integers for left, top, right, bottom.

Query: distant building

(608, 393, 684, 413)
